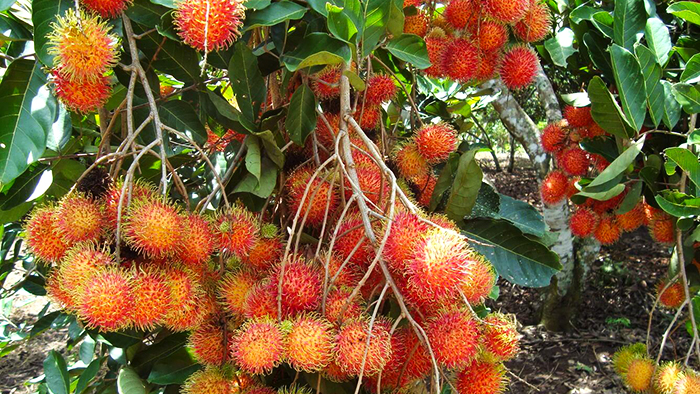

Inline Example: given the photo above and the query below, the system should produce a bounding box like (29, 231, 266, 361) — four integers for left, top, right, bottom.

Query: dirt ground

(0, 155, 690, 394)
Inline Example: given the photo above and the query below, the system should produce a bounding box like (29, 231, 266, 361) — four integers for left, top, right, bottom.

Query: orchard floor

(0, 155, 690, 394)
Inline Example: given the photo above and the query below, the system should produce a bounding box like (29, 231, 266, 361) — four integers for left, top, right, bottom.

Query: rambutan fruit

(285, 166, 338, 227)
(405, 0, 422, 6)
(415, 122, 458, 164)
(46, 273, 75, 311)
(365, 75, 398, 105)
(47, 9, 120, 82)
(314, 113, 340, 150)
(674, 372, 700, 394)
(475, 50, 501, 81)
(427, 309, 480, 368)
(424, 32, 449, 78)
(481, 313, 520, 361)
(334, 211, 374, 266)
(213, 206, 260, 257)
(358, 105, 382, 130)
(624, 357, 655, 392)
(456, 360, 508, 394)
(477, 20, 508, 52)
(404, 10, 430, 37)
(322, 360, 354, 382)
(442, 38, 481, 82)
(324, 287, 364, 325)
(484, 0, 530, 23)
(268, 255, 322, 317)
(277, 386, 313, 394)
(588, 123, 608, 139)
(613, 343, 647, 375)
(189, 321, 230, 366)
(540, 170, 569, 205)
(499, 45, 539, 90)
(414, 173, 438, 208)
(55, 194, 103, 244)
(657, 280, 685, 309)
(462, 255, 497, 305)
(58, 245, 114, 299)
(182, 367, 234, 394)
(570, 208, 599, 238)
(558, 145, 590, 176)
(231, 318, 286, 375)
(311, 65, 341, 100)
(401, 329, 432, 382)
(335, 318, 393, 376)
(513, 0, 552, 42)
(649, 214, 675, 245)
(246, 236, 282, 270)
(286, 314, 335, 372)
(594, 214, 622, 245)
(368, 328, 408, 390)
(243, 281, 277, 320)
(589, 191, 626, 214)
(327, 254, 362, 289)
(174, 0, 245, 52)
(102, 179, 156, 227)
(50, 69, 112, 114)
(176, 213, 215, 268)
(653, 362, 683, 394)
(81, 0, 133, 18)
(24, 205, 69, 263)
(78, 267, 134, 331)
(384, 211, 430, 271)
(218, 270, 257, 317)
(123, 198, 183, 258)
(445, 0, 481, 30)
(617, 202, 646, 232)
(563, 106, 594, 128)
(162, 266, 206, 331)
(540, 122, 567, 153)
(130, 267, 171, 330)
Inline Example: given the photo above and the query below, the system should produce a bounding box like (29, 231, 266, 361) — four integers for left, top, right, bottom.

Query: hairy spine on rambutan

(174, 0, 245, 52)
(456, 360, 508, 394)
(558, 145, 590, 176)
(78, 267, 135, 331)
(24, 204, 69, 263)
(594, 214, 622, 245)
(50, 69, 112, 114)
(213, 206, 260, 257)
(570, 207, 599, 238)
(649, 212, 675, 245)
(624, 356, 655, 392)
(177, 213, 215, 268)
(243, 282, 277, 319)
(231, 318, 286, 375)
(424, 31, 449, 78)
(674, 372, 700, 394)
(218, 270, 257, 318)
(653, 362, 683, 394)
(162, 266, 206, 331)
(403, 9, 430, 37)
(481, 313, 520, 361)
(427, 309, 480, 368)
(246, 236, 282, 270)
(445, 0, 481, 30)
(499, 45, 539, 90)
(311, 65, 341, 100)
(540, 170, 569, 205)
(616, 202, 646, 232)
(181, 367, 234, 394)
(462, 254, 497, 305)
(383, 210, 431, 271)
(657, 280, 685, 309)
(365, 74, 398, 105)
(395, 141, 430, 180)
(56, 194, 103, 244)
(268, 255, 322, 317)
(484, 0, 530, 23)
(563, 106, 594, 128)
(123, 198, 184, 258)
(286, 314, 335, 372)
(189, 320, 231, 366)
(285, 166, 339, 228)
(477, 20, 508, 52)
(81, 0, 133, 18)
(58, 245, 115, 302)
(131, 267, 171, 330)
(613, 343, 647, 375)
(442, 38, 481, 83)
(540, 121, 567, 153)
(513, 0, 552, 42)
(335, 318, 393, 376)
(414, 122, 459, 164)
(324, 287, 364, 325)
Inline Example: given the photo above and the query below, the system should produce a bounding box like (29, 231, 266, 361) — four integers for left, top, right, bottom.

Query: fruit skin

(23, 204, 69, 263)
(285, 166, 339, 227)
(462, 255, 497, 305)
(563, 106, 594, 128)
(81, 0, 133, 18)
(124, 198, 184, 258)
(484, 0, 530, 23)
(445, 0, 481, 30)
(231, 318, 286, 375)
(499, 45, 539, 90)
(174, 0, 245, 52)
(131, 266, 171, 330)
(177, 213, 215, 268)
(285, 314, 335, 372)
(268, 255, 322, 317)
(558, 145, 590, 176)
(213, 206, 260, 257)
(243, 282, 277, 319)
(78, 267, 134, 331)
(569, 208, 599, 238)
(383, 211, 430, 271)
(613, 343, 647, 375)
(481, 313, 520, 361)
(55, 194, 103, 244)
(395, 142, 430, 181)
(657, 280, 685, 309)
(189, 321, 231, 366)
(624, 357, 655, 392)
(477, 20, 508, 52)
(403, 10, 430, 37)
(335, 318, 393, 376)
(616, 202, 646, 232)
(47, 9, 120, 82)
(414, 122, 459, 164)
(103, 179, 156, 228)
(218, 270, 257, 318)
(540, 170, 569, 205)
(182, 367, 235, 394)
(513, 0, 552, 42)
(455, 360, 508, 394)
(365, 75, 398, 105)
(540, 122, 567, 153)
(334, 211, 374, 266)
(653, 362, 683, 394)
(414, 173, 438, 208)
(674, 372, 700, 394)
(358, 105, 382, 130)
(324, 287, 364, 325)
(427, 309, 480, 368)
(50, 69, 112, 114)
(594, 214, 622, 245)
(311, 65, 341, 100)
(162, 266, 207, 331)
(442, 38, 481, 82)
(424, 32, 449, 78)
(246, 236, 282, 270)
(649, 214, 675, 245)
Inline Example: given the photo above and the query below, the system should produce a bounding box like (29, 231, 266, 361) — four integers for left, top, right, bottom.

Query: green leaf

(429, 154, 460, 211)
(610, 44, 646, 131)
(79, 336, 96, 365)
(445, 149, 483, 222)
(665, 147, 700, 190)
(285, 84, 317, 146)
(544, 28, 576, 67)
(43, 350, 69, 394)
(0, 0, 16, 11)
(344, 70, 366, 91)
(245, 137, 262, 181)
(159, 100, 207, 146)
(498, 195, 546, 237)
(385, 34, 431, 69)
(307, 0, 343, 16)
(0, 60, 59, 185)
(132, 332, 188, 370)
(0, 14, 31, 42)
(576, 183, 626, 201)
(587, 76, 635, 138)
(0, 164, 49, 210)
(93, 329, 143, 348)
(459, 219, 562, 288)
(661, 80, 681, 129)
(586, 137, 645, 189)
(327, 2, 361, 43)
(125, 0, 169, 28)
(233, 157, 278, 198)
(362, 0, 393, 57)
(74, 358, 102, 394)
(117, 367, 145, 394)
(681, 53, 700, 84)
(282, 33, 352, 71)
(655, 193, 700, 217)
(613, 0, 646, 50)
(131, 23, 201, 84)
(147, 347, 200, 385)
(667, 1, 700, 26)
(570, 4, 599, 23)
(645, 17, 672, 65)
(31, 0, 71, 66)
(592, 11, 614, 38)
(244, 1, 307, 29)
(202, 90, 255, 132)
(583, 31, 614, 79)
(635, 45, 664, 127)
(254, 130, 284, 168)
(229, 42, 266, 124)
(672, 83, 700, 114)
(616, 180, 643, 214)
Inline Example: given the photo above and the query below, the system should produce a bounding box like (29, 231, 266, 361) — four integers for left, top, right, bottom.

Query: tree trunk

(482, 67, 600, 331)
(508, 133, 516, 173)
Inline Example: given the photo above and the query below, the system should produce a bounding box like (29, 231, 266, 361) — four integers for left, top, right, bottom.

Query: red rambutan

(243, 282, 277, 319)
(311, 65, 341, 100)
(231, 319, 286, 375)
(442, 38, 481, 82)
(24, 205, 69, 263)
(484, 0, 530, 23)
(286, 314, 335, 372)
(650, 214, 675, 245)
(218, 270, 257, 317)
(182, 367, 234, 394)
(477, 20, 508, 52)
(81, 0, 133, 18)
(58, 245, 114, 299)
(404, 10, 430, 37)
(285, 166, 338, 227)
(50, 69, 112, 114)
(456, 360, 508, 394)
(102, 179, 156, 228)
(177, 213, 215, 268)
(324, 287, 364, 325)
(570, 207, 599, 238)
(445, 0, 481, 30)
(131, 267, 171, 330)
(213, 206, 260, 257)
(415, 122, 458, 164)
(246, 236, 283, 270)
(358, 105, 382, 130)
(124, 198, 184, 258)
(414, 173, 438, 208)
(189, 321, 230, 366)
(475, 50, 501, 81)
(558, 145, 590, 176)
(162, 266, 205, 330)
(499, 45, 539, 90)
(594, 214, 622, 245)
(481, 313, 520, 361)
(383, 211, 431, 271)
(78, 267, 134, 331)
(334, 212, 374, 266)
(462, 254, 497, 305)
(540, 122, 567, 153)
(513, 0, 552, 42)
(427, 309, 480, 368)
(365, 75, 398, 105)
(322, 360, 354, 382)
(563, 106, 594, 128)
(327, 253, 362, 289)
(55, 194, 103, 244)
(540, 170, 569, 205)
(268, 255, 322, 317)
(174, 0, 245, 52)
(335, 318, 393, 376)
(424, 32, 449, 78)
(617, 202, 646, 232)
(657, 280, 685, 309)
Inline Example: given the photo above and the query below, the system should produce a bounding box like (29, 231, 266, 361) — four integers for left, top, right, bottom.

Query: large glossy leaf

(635, 45, 664, 127)
(667, 1, 700, 26)
(201, 90, 255, 132)
(583, 31, 613, 79)
(132, 332, 188, 370)
(147, 347, 200, 385)
(655, 192, 700, 217)
(233, 157, 278, 198)
(285, 84, 317, 146)
(125, 0, 168, 28)
(672, 83, 700, 114)
(498, 195, 546, 237)
(587, 76, 635, 138)
(362, 0, 394, 57)
(585, 137, 645, 191)
(661, 80, 681, 129)
(681, 53, 700, 84)
(645, 17, 672, 65)
(0, 14, 31, 42)
(229, 42, 266, 124)
(429, 154, 460, 211)
(445, 149, 483, 222)
(43, 350, 69, 394)
(118, 367, 146, 394)
(544, 28, 576, 67)
(0, 164, 49, 210)
(459, 219, 562, 288)
(613, 0, 646, 50)
(327, 1, 363, 43)
(131, 22, 201, 83)
(31, 0, 71, 66)
(592, 11, 614, 38)
(245, 1, 307, 30)
(255, 130, 284, 168)
(282, 33, 352, 71)
(610, 45, 646, 131)
(74, 358, 103, 394)
(0, 60, 58, 185)
(385, 34, 430, 69)
(570, 4, 599, 23)
(245, 137, 262, 181)
(665, 147, 700, 190)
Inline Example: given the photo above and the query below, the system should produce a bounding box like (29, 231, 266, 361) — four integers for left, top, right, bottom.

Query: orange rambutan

(588, 123, 608, 139)
(570, 207, 599, 238)
(649, 214, 675, 245)
(286, 314, 335, 372)
(653, 362, 683, 394)
(613, 343, 647, 375)
(484, 0, 530, 23)
(78, 267, 134, 331)
(399, 328, 432, 382)
(499, 45, 539, 90)
(404, 10, 430, 37)
(456, 360, 508, 394)
(462, 254, 497, 305)
(617, 202, 646, 232)
(213, 206, 260, 257)
(246, 236, 282, 270)
(414, 122, 458, 164)
(358, 105, 382, 130)
(594, 214, 622, 245)
(334, 211, 374, 266)
(176, 213, 215, 268)
(311, 65, 341, 100)
(427, 309, 480, 368)
(589, 191, 626, 214)
(50, 69, 112, 114)
(243, 387, 276, 394)
(55, 194, 103, 244)
(558, 145, 590, 176)
(365, 75, 398, 105)
(624, 357, 655, 392)
(475, 50, 501, 81)
(102, 179, 156, 228)
(405, 0, 422, 6)
(162, 266, 205, 331)
(285, 166, 339, 227)
(231, 318, 286, 375)
(131, 267, 171, 330)
(335, 318, 393, 376)
(322, 360, 354, 382)
(477, 20, 508, 52)
(124, 198, 184, 258)
(383, 211, 430, 271)
(324, 287, 364, 325)
(243, 282, 278, 319)
(327, 253, 362, 289)
(445, 0, 481, 30)
(540, 170, 569, 205)
(513, 0, 552, 42)
(540, 121, 567, 153)
(481, 313, 520, 361)
(189, 320, 230, 366)
(47, 9, 119, 82)
(414, 173, 438, 208)
(673, 372, 700, 394)
(443, 38, 481, 82)
(174, 0, 245, 52)
(268, 255, 322, 317)
(563, 106, 594, 128)
(424, 31, 449, 78)
(182, 367, 234, 394)
(81, 0, 133, 18)
(657, 280, 685, 309)
(58, 245, 114, 299)
(218, 270, 257, 317)
(24, 205, 69, 263)
(46, 271, 74, 311)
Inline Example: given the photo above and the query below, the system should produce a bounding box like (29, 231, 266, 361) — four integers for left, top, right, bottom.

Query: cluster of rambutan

(408, 0, 551, 90)
(613, 343, 700, 393)
(538, 106, 676, 246)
